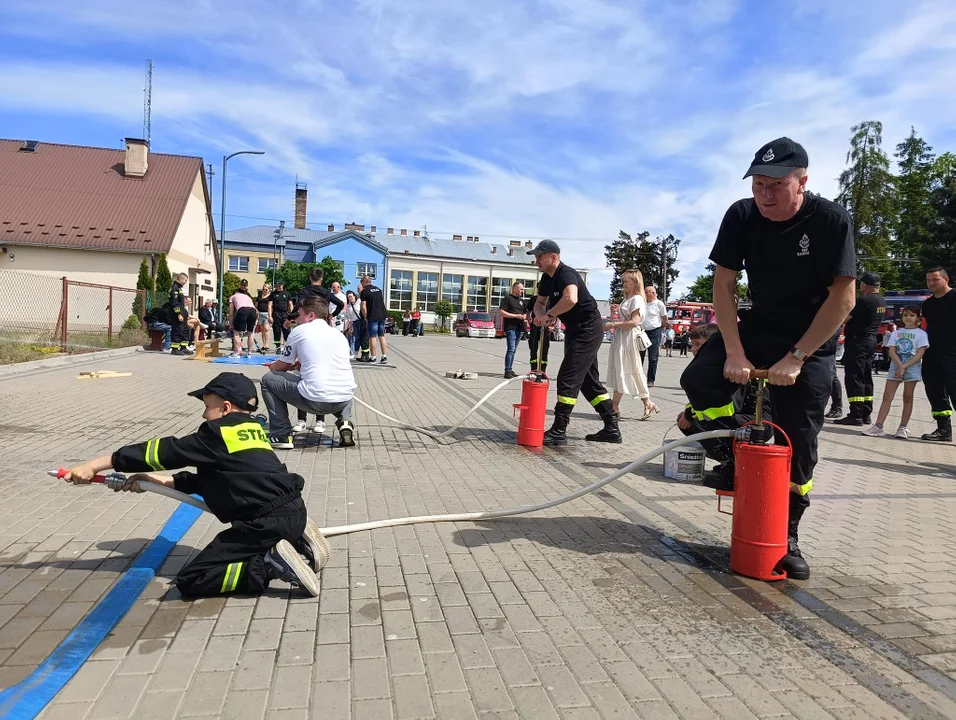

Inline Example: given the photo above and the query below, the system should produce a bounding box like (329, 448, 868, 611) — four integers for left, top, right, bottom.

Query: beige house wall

(166, 171, 217, 300)
(2, 245, 144, 288)
(223, 248, 285, 290)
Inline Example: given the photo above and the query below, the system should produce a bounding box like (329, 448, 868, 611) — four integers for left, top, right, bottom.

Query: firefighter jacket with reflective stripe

(111, 413, 305, 524)
(168, 282, 187, 319)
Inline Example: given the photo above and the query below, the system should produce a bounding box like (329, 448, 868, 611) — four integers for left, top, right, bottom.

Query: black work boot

(585, 400, 622, 443)
(543, 407, 571, 446)
(781, 495, 810, 580)
(824, 406, 843, 419)
(921, 416, 953, 442)
(834, 402, 865, 425)
(702, 462, 735, 491)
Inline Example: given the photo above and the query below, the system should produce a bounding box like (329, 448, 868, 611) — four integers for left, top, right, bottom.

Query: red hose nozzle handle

(52, 468, 107, 483)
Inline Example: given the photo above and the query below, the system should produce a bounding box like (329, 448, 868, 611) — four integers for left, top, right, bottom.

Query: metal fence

(0, 269, 147, 353)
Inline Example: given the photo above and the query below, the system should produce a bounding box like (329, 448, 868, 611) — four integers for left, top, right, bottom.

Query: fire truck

(666, 302, 716, 335)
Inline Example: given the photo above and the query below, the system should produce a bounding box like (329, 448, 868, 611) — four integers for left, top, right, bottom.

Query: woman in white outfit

(605, 269, 660, 420)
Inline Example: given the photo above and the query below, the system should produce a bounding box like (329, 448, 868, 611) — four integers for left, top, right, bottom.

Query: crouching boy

(62, 372, 325, 598)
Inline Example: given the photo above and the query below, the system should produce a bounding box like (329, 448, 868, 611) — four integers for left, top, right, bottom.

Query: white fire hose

(50, 429, 734, 572)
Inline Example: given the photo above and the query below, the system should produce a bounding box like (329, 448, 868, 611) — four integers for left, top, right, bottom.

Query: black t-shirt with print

(271, 291, 291, 316)
(536, 262, 600, 331)
(922, 289, 956, 353)
(710, 194, 856, 344)
(499, 293, 527, 332)
(844, 292, 886, 340)
(256, 292, 271, 313)
(360, 284, 387, 321)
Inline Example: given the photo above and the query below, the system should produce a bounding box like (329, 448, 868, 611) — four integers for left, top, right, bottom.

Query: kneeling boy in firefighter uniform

(680, 138, 857, 580)
(62, 372, 325, 597)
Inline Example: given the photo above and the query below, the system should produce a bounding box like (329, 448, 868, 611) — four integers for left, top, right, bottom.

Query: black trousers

(844, 336, 877, 418)
(554, 322, 610, 415)
(680, 318, 833, 502)
(830, 367, 843, 408)
(175, 502, 306, 598)
(171, 317, 190, 349)
(923, 349, 956, 420)
(273, 314, 291, 343)
(528, 325, 551, 367)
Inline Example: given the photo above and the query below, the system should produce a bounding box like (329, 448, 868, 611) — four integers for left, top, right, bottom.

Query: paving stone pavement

(1, 335, 955, 720)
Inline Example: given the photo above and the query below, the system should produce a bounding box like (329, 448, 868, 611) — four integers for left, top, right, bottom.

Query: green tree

(271, 258, 347, 296)
(155, 253, 173, 294)
(604, 231, 679, 302)
(921, 156, 956, 275)
(685, 263, 747, 303)
(894, 127, 937, 288)
(433, 300, 453, 332)
(222, 271, 242, 301)
(132, 257, 154, 318)
(837, 120, 898, 286)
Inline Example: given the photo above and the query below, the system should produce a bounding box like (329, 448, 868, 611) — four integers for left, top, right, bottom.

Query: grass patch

(0, 343, 62, 365)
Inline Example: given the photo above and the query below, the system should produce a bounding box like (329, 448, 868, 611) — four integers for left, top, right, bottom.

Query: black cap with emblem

(188, 372, 259, 411)
(744, 138, 809, 179)
(859, 271, 881, 287)
(526, 239, 561, 256)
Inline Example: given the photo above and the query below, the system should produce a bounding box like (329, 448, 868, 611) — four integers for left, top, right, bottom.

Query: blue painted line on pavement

(0, 503, 202, 720)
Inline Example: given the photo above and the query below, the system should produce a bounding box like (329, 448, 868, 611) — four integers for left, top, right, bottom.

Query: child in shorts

(862, 306, 929, 439)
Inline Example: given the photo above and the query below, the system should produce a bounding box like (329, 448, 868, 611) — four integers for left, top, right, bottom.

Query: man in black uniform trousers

(526, 282, 552, 375)
(271, 280, 293, 348)
(529, 240, 622, 446)
(921, 267, 956, 442)
(680, 138, 857, 579)
(833, 272, 886, 426)
(168, 272, 193, 355)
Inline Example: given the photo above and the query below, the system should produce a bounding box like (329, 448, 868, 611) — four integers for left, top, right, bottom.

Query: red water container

(727, 439, 792, 580)
(513, 376, 549, 447)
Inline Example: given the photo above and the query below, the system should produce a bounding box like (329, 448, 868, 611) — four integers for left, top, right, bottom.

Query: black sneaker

(824, 407, 843, 419)
(299, 518, 331, 572)
(264, 540, 319, 596)
(782, 537, 810, 580)
(702, 463, 735, 491)
(338, 420, 356, 447)
(380, 355, 388, 364)
(504, 369, 518, 379)
(921, 428, 953, 442)
(270, 434, 294, 449)
(832, 416, 864, 426)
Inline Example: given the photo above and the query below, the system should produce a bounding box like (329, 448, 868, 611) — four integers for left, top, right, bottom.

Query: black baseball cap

(743, 138, 809, 179)
(859, 271, 881, 286)
(239, 278, 249, 285)
(188, 372, 259, 411)
(527, 239, 561, 255)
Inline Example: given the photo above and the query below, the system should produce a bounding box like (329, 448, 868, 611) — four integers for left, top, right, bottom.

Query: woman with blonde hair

(605, 269, 659, 420)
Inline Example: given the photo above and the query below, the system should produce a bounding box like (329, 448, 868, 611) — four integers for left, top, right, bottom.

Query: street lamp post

(218, 150, 265, 311)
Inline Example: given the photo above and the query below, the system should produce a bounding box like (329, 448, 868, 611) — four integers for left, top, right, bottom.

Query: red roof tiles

(0, 139, 205, 254)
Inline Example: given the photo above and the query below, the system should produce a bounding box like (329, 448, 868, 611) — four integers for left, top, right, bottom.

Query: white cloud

(1, 0, 955, 299)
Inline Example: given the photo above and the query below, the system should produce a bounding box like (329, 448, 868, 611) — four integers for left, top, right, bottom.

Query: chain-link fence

(0, 270, 147, 362)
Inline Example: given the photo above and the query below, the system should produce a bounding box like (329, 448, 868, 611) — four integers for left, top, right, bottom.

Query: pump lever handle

(750, 369, 769, 380)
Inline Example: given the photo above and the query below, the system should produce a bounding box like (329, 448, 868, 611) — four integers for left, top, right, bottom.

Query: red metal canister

(513, 376, 549, 447)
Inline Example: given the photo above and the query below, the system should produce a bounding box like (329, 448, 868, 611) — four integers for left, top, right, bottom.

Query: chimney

(491, 246, 497, 254)
(328, 224, 334, 231)
(370, 226, 377, 234)
(467, 236, 473, 242)
(294, 182, 307, 229)
(124, 138, 148, 178)
(509, 240, 521, 246)
(345, 223, 365, 231)
(401, 229, 407, 236)
(525, 241, 533, 249)
(414, 230, 420, 237)
(453, 234, 462, 241)
(507, 248, 513, 256)
(474, 236, 479, 242)
(387, 227, 394, 235)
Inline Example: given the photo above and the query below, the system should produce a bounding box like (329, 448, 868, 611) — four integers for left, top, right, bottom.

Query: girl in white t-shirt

(863, 306, 929, 439)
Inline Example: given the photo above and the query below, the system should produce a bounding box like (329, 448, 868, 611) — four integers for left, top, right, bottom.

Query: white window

(389, 270, 412, 310)
(491, 278, 512, 309)
(442, 274, 463, 311)
(466, 275, 488, 312)
(258, 257, 277, 273)
(357, 262, 377, 279)
(416, 272, 439, 311)
(228, 255, 249, 272)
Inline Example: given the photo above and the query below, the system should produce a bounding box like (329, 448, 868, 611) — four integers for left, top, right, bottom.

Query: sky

(1, 0, 955, 298)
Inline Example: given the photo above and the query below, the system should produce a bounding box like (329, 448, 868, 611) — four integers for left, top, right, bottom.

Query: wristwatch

(789, 346, 808, 363)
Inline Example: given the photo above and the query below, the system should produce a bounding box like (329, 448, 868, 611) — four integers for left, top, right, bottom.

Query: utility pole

(206, 163, 215, 214)
(143, 59, 153, 145)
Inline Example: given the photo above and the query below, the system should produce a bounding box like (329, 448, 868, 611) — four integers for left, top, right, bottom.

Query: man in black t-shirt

(360, 275, 388, 363)
(680, 138, 857, 580)
(499, 282, 527, 378)
(833, 272, 885, 425)
(921, 267, 956, 442)
(271, 281, 293, 348)
(529, 240, 621, 445)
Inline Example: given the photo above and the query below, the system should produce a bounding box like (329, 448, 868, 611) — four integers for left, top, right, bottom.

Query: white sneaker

(292, 420, 307, 434)
(862, 424, 885, 437)
(313, 420, 326, 435)
(895, 425, 910, 439)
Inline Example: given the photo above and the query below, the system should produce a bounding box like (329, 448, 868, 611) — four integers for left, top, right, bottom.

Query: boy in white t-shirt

(862, 306, 929, 439)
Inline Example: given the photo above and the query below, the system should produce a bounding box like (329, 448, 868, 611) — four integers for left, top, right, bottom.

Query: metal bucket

(663, 425, 705, 481)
